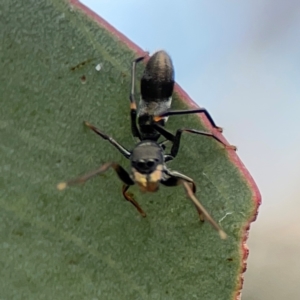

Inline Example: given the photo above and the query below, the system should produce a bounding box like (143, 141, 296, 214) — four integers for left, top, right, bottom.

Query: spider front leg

(122, 185, 146, 217)
(57, 162, 132, 190)
(161, 169, 227, 239)
(57, 162, 147, 217)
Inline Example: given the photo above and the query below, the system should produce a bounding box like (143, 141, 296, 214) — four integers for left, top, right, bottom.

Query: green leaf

(0, 1, 261, 299)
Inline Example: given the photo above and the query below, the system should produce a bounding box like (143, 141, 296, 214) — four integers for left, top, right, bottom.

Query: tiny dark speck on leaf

(80, 75, 86, 84)
(12, 230, 24, 236)
(71, 58, 94, 71)
(227, 258, 233, 262)
(68, 259, 78, 265)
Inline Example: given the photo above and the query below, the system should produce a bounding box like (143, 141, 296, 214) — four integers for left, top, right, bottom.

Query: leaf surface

(0, 1, 261, 299)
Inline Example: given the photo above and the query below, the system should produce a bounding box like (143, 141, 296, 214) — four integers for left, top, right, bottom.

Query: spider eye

(137, 161, 145, 169)
(146, 161, 155, 168)
(135, 160, 156, 170)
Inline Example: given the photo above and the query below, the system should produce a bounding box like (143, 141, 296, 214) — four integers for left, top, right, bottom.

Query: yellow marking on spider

(153, 116, 163, 122)
(149, 164, 163, 183)
(130, 102, 137, 110)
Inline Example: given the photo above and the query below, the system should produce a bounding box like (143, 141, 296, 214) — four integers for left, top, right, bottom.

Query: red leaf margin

(69, 1, 262, 299)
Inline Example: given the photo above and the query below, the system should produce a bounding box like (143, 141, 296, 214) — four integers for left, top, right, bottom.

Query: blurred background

(81, 1, 300, 299)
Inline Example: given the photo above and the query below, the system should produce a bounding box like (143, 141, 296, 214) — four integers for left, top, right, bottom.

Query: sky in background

(81, 1, 300, 299)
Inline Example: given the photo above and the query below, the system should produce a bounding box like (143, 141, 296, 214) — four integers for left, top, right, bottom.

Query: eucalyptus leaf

(0, 1, 261, 299)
